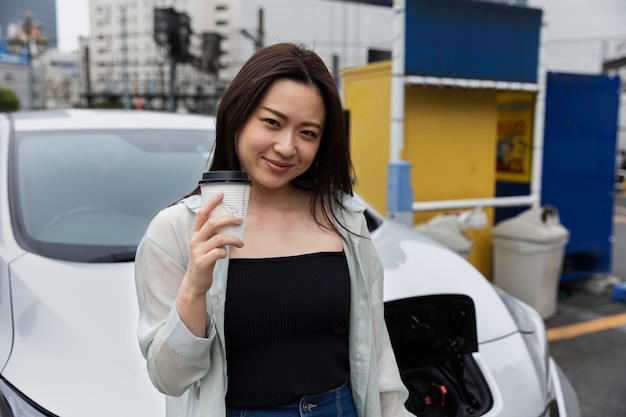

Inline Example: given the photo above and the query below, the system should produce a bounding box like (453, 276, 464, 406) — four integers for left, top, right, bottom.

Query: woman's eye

(263, 118, 279, 127)
(301, 130, 318, 138)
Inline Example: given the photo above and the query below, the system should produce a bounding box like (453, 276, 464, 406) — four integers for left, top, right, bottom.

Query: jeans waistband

(227, 382, 353, 415)
(299, 382, 350, 407)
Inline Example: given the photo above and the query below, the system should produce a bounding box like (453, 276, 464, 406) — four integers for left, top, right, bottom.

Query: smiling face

(235, 79, 326, 192)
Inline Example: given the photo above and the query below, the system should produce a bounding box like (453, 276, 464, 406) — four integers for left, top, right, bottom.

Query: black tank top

(224, 251, 351, 408)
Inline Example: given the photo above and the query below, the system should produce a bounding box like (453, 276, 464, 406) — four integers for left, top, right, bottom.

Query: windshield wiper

(90, 251, 136, 263)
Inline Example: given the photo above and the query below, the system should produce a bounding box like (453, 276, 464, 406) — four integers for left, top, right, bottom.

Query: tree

(200, 32, 224, 77)
(154, 7, 192, 63)
(0, 86, 20, 112)
(91, 96, 123, 109)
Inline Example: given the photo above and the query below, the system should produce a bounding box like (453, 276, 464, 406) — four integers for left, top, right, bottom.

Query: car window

(10, 129, 214, 262)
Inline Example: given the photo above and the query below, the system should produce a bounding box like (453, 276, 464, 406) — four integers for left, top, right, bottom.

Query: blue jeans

(226, 383, 357, 417)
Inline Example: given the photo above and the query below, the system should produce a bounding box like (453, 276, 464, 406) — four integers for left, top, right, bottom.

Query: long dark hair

(189, 42, 355, 235)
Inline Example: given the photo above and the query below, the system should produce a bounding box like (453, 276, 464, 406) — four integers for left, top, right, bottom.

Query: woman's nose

(273, 131, 297, 157)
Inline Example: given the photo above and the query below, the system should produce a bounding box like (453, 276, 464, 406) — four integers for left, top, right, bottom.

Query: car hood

(373, 218, 518, 343)
(3, 220, 517, 417)
(4, 253, 164, 417)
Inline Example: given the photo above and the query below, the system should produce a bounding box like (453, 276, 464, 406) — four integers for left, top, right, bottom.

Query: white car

(0, 109, 579, 417)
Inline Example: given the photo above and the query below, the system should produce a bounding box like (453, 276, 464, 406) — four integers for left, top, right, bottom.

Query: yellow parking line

(546, 312, 626, 342)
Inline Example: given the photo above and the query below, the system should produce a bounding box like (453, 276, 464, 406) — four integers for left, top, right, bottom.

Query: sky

(528, 0, 626, 73)
(56, 0, 90, 53)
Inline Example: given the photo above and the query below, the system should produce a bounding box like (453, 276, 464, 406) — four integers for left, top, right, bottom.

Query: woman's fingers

(193, 191, 224, 232)
(194, 213, 243, 245)
(184, 191, 245, 295)
(186, 230, 243, 293)
(193, 192, 245, 246)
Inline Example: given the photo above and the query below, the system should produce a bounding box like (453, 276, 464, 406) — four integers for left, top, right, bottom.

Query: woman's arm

(134, 210, 214, 397)
(135, 194, 244, 396)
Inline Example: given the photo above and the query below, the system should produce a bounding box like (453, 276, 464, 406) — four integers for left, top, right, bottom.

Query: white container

(199, 171, 251, 240)
(414, 213, 473, 258)
(491, 206, 569, 320)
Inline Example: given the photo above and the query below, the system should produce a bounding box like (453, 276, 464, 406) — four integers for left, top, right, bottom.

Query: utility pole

(256, 8, 264, 51)
(332, 54, 341, 91)
(241, 8, 264, 51)
(23, 11, 36, 109)
(81, 37, 93, 108)
(120, 5, 131, 110)
(168, 57, 176, 112)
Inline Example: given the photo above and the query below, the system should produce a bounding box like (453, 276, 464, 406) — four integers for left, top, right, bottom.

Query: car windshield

(10, 128, 214, 263)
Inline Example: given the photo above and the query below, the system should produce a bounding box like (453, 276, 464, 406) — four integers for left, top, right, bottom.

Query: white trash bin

(491, 206, 569, 320)
(415, 213, 473, 259)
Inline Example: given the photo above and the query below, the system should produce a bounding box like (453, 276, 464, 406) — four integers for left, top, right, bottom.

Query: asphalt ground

(544, 194, 626, 417)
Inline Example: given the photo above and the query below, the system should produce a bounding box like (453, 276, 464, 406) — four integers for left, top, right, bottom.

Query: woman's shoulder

(332, 193, 371, 235)
(336, 193, 368, 218)
(145, 195, 199, 236)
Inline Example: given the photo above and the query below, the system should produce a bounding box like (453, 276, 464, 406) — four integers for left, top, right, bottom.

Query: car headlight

(0, 377, 54, 417)
(495, 287, 550, 393)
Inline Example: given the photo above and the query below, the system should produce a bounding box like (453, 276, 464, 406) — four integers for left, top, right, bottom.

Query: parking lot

(545, 195, 626, 417)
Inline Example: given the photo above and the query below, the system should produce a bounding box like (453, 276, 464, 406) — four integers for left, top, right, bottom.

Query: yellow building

(342, 61, 535, 279)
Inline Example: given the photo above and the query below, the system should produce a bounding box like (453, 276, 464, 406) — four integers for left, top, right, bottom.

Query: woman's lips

(264, 158, 293, 172)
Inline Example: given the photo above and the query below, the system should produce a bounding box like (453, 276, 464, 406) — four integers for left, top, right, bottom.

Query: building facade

(87, 0, 212, 110)
(86, 0, 393, 111)
(39, 50, 81, 109)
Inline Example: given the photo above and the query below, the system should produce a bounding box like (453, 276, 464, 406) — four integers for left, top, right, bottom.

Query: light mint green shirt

(135, 195, 408, 417)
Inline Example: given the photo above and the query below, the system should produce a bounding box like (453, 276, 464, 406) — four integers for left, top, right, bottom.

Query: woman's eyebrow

(259, 106, 322, 130)
(259, 106, 286, 120)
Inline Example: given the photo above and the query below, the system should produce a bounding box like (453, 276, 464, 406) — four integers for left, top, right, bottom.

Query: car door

(0, 114, 17, 370)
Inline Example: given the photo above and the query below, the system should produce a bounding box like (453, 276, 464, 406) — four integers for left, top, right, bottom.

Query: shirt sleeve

(356, 214, 410, 416)
(134, 207, 216, 397)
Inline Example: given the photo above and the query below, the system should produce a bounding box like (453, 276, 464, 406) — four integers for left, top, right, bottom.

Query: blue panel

(494, 181, 531, 223)
(0, 41, 29, 65)
(541, 72, 621, 280)
(405, 0, 542, 82)
(387, 161, 413, 211)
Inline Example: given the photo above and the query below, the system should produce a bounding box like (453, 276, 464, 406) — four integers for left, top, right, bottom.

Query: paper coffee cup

(199, 171, 251, 240)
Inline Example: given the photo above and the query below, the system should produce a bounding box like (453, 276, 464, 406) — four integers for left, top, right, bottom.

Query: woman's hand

(186, 191, 244, 293)
(176, 192, 244, 337)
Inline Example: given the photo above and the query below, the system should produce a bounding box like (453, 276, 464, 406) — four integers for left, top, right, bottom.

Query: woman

(135, 42, 408, 417)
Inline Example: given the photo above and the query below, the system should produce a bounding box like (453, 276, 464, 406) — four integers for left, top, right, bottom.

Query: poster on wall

(496, 93, 534, 183)
(0, 40, 29, 65)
